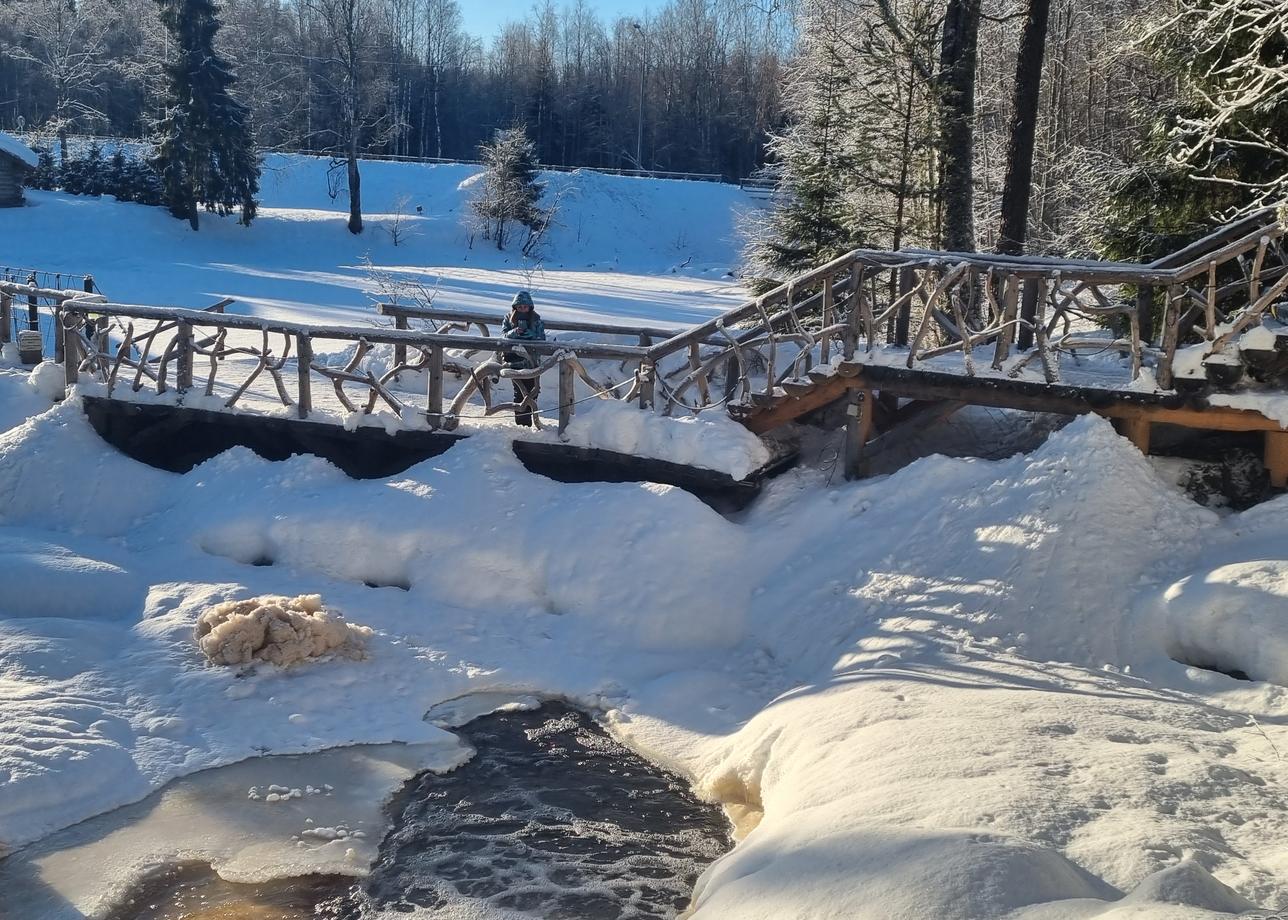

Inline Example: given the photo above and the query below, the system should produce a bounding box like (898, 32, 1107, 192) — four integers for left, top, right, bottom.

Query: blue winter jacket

(502, 312, 546, 342)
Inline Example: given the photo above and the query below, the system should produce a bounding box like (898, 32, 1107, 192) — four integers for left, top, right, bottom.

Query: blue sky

(460, 1, 649, 39)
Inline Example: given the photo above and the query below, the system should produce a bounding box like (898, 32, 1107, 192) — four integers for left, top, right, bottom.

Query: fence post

(175, 321, 194, 394)
(639, 358, 655, 410)
(296, 334, 313, 419)
(25, 273, 37, 332)
(558, 357, 574, 435)
(394, 314, 407, 368)
(426, 344, 443, 427)
(820, 275, 833, 365)
(62, 310, 79, 390)
(0, 293, 10, 345)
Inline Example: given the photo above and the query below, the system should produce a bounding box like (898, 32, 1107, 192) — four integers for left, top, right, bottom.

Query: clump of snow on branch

(194, 594, 372, 667)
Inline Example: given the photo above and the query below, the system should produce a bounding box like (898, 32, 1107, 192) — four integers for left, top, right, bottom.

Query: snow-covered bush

(194, 593, 372, 667)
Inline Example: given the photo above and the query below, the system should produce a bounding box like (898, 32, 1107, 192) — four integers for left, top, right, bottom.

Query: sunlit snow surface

(1, 159, 1288, 918)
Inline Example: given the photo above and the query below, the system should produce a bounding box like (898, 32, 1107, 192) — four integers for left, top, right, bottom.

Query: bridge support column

(1266, 430, 1288, 489)
(1112, 415, 1151, 455)
(843, 387, 876, 480)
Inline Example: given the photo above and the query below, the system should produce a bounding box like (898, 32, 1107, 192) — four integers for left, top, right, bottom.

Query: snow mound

(557, 398, 772, 480)
(27, 360, 65, 402)
(195, 594, 373, 667)
(1153, 560, 1288, 684)
(1117, 859, 1259, 913)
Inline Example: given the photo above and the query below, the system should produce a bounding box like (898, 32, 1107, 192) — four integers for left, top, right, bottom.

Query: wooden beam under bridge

(739, 361, 1288, 485)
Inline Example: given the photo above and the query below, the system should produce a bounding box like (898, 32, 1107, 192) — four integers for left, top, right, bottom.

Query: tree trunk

(347, 141, 363, 235)
(997, 0, 1052, 256)
(936, 0, 982, 253)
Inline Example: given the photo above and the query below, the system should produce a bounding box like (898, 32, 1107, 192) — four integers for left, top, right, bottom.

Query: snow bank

(3, 400, 1288, 915)
(195, 593, 372, 667)
(1151, 560, 1288, 684)
(556, 398, 772, 480)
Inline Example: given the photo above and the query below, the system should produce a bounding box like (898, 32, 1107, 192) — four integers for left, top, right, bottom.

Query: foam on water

(324, 702, 731, 919)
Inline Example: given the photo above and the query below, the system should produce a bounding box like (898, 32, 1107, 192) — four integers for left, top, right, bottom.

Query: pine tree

(471, 127, 548, 251)
(152, 0, 260, 230)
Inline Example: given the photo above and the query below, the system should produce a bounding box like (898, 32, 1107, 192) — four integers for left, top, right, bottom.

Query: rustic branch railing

(42, 211, 1288, 441)
(57, 302, 651, 435)
(641, 211, 1288, 413)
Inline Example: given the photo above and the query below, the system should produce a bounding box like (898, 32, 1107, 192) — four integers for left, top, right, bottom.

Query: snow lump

(195, 594, 373, 667)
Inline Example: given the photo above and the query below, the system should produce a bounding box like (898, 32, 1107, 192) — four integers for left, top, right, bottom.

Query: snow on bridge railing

(643, 212, 1288, 419)
(56, 300, 660, 435)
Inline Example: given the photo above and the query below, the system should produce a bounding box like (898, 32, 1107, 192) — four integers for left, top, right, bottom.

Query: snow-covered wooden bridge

(7, 208, 1288, 496)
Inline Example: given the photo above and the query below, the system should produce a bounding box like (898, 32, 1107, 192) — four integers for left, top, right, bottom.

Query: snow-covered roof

(0, 131, 38, 169)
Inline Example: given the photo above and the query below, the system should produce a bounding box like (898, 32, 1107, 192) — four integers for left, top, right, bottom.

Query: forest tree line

(0, 0, 789, 179)
(0, 0, 1281, 266)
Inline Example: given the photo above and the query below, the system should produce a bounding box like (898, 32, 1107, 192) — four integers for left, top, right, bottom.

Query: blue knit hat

(512, 290, 534, 307)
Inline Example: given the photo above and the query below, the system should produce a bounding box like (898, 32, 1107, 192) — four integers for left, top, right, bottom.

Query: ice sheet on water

(0, 739, 470, 920)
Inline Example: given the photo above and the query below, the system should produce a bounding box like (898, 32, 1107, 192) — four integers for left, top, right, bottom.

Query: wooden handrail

(374, 302, 717, 344)
(63, 301, 653, 360)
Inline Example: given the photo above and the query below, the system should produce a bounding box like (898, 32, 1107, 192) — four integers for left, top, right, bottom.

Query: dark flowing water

(110, 703, 730, 920)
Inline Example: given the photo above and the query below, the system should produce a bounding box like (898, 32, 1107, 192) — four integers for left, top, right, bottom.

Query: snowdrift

(1, 401, 1287, 915)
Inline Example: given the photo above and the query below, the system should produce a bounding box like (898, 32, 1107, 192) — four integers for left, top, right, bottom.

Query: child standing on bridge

(501, 290, 546, 426)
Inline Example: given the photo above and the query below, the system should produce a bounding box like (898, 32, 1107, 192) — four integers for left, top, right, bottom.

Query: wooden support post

(992, 273, 1020, 369)
(690, 341, 710, 404)
(723, 353, 740, 404)
(843, 387, 876, 480)
(1017, 277, 1039, 350)
(1266, 430, 1288, 489)
(1157, 285, 1182, 390)
(1114, 416, 1151, 454)
(296, 334, 313, 419)
(1205, 262, 1217, 340)
(843, 263, 861, 359)
(175, 321, 194, 394)
(1137, 284, 1155, 345)
(62, 311, 78, 390)
(1, 293, 11, 345)
(639, 359, 655, 410)
(895, 266, 914, 347)
(393, 315, 407, 368)
(558, 358, 575, 435)
(820, 275, 833, 365)
(26, 274, 37, 332)
(426, 344, 444, 427)
(858, 268, 876, 353)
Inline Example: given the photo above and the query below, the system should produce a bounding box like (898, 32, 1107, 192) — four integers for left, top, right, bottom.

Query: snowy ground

(0, 154, 752, 329)
(1, 162, 1287, 919)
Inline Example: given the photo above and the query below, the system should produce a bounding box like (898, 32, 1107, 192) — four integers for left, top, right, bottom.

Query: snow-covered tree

(743, 0, 939, 283)
(1093, 0, 1288, 261)
(471, 127, 549, 253)
(152, 0, 260, 230)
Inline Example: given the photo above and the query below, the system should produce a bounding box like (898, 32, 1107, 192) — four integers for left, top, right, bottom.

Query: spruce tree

(471, 127, 547, 252)
(152, 0, 260, 230)
(743, 3, 865, 282)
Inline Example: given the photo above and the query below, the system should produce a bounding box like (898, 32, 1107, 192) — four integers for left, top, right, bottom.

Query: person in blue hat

(501, 290, 546, 426)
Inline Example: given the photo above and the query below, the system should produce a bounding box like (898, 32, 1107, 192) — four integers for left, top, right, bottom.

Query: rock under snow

(194, 594, 372, 667)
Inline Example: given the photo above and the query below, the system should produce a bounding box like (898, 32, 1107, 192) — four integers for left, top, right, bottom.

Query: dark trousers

(512, 378, 537, 426)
